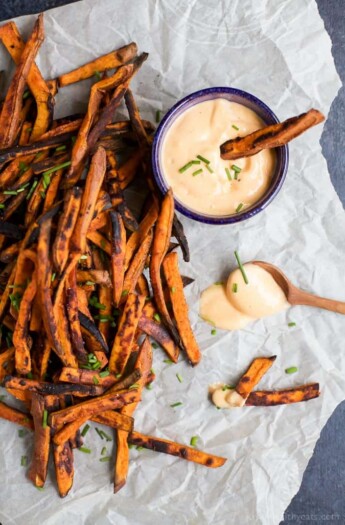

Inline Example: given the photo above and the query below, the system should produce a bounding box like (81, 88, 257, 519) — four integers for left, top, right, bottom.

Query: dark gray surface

(0, 1, 344, 524)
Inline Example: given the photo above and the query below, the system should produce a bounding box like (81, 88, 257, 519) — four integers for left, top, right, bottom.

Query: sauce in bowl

(161, 99, 276, 216)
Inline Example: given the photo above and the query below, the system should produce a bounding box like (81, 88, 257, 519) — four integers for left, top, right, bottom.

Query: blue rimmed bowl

(152, 87, 289, 225)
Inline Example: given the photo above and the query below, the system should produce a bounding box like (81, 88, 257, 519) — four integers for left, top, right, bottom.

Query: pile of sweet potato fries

(0, 15, 227, 497)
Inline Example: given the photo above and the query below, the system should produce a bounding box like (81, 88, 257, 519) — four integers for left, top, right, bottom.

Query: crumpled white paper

(0, 1, 342, 524)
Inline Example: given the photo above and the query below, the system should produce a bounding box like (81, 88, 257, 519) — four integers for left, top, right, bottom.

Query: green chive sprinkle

(179, 161, 194, 173)
(85, 280, 95, 286)
(234, 251, 249, 284)
(51, 273, 56, 282)
(171, 287, 176, 294)
(115, 373, 122, 378)
(101, 446, 107, 456)
(79, 254, 88, 260)
(164, 359, 173, 364)
(42, 409, 48, 429)
(18, 429, 27, 438)
(285, 366, 298, 374)
(99, 456, 111, 462)
(196, 154, 210, 164)
(190, 436, 198, 447)
(146, 383, 153, 390)
(153, 313, 161, 323)
(42, 172, 51, 189)
(81, 424, 90, 437)
(95, 427, 104, 440)
(214, 282, 223, 286)
(176, 373, 183, 383)
(94, 70, 102, 80)
(222, 385, 233, 391)
(225, 168, 232, 181)
(155, 109, 162, 123)
(99, 370, 110, 378)
(191, 160, 201, 165)
(231, 164, 242, 174)
(19, 161, 28, 173)
(39, 191, 46, 199)
(27, 372, 33, 379)
(36, 487, 44, 491)
(150, 368, 155, 375)
(234, 172, 238, 180)
(192, 169, 203, 176)
(0, 204, 5, 209)
(4, 190, 18, 196)
(79, 446, 92, 454)
(26, 180, 38, 200)
(23, 90, 31, 100)
(42, 161, 71, 177)
(121, 289, 129, 297)
(129, 383, 139, 390)
(170, 402, 182, 408)
(100, 430, 112, 442)
(232, 124, 239, 131)
(128, 444, 134, 449)
(205, 164, 214, 173)
(55, 145, 66, 152)
(236, 203, 243, 213)
(136, 446, 144, 451)
(232, 283, 238, 293)
(152, 342, 159, 349)
(93, 376, 100, 385)
(21, 455, 28, 467)
(288, 322, 296, 327)
(211, 329, 217, 335)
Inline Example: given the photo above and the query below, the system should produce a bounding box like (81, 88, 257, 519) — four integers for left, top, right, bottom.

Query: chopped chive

(85, 280, 95, 286)
(99, 456, 111, 462)
(222, 384, 233, 391)
(79, 254, 88, 260)
(232, 124, 239, 131)
(232, 283, 238, 293)
(81, 424, 90, 437)
(26, 180, 38, 200)
(121, 289, 129, 297)
(115, 373, 122, 378)
(91, 361, 101, 370)
(18, 429, 27, 438)
(153, 313, 161, 323)
(100, 430, 112, 441)
(225, 168, 232, 181)
(4, 190, 18, 195)
(36, 486, 44, 491)
(128, 444, 135, 449)
(95, 427, 104, 440)
(99, 370, 110, 378)
(21, 455, 28, 467)
(55, 145, 66, 152)
(179, 161, 194, 173)
(236, 203, 243, 213)
(27, 372, 33, 379)
(146, 383, 153, 390)
(205, 164, 214, 173)
(176, 373, 183, 383)
(211, 329, 217, 335)
(42, 409, 48, 428)
(9, 292, 22, 311)
(234, 251, 249, 284)
(155, 109, 162, 123)
(51, 272, 56, 282)
(231, 164, 242, 174)
(94, 70, 102, 80)
(42, 161, 71, 177)
(285, 366, 298, 374)
(42, 172, 51, 189)
(0, 204, 5, 209)
(129, 383, 139, 390)
(199, 315, 216, 326)
(101, 446, 107, 456)
(93, 376, 100, 385)
(288, 322, 296, 327)
(163, 359, 173, 364)
(39, 191, 46, 199)
(196, 154, 210, 164)
(19, 161, 28, 173)
(171, 286, 176, 294)
(136, 446, 144, 451)
(79, 447, 92, 454)
(152, 342, 159, 349)
(71, 136, 77, 144)
(214, 281, 223, 286)
(150, 368, 155, 375)
(234, 172, 238, 180)
(23, 90, 31, 99)
(190, 436, 198, 447)
(170, 402, 183, 408)
(191, 160, 201, 165)
(192, 169, 203, 176)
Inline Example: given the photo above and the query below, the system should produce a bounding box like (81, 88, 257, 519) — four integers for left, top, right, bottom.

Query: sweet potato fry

(163, 252, 201, 366)
(0, 401, 33, 429)
(136, 274, 150, 298)
(65, 268, 88, 363)
(53, 186, 82, 273)
(86, 231, 111, 255)
(92, 411, 134, 432)
(246, 383, 320, 406)
(59, 366, 120, 389)
(109, 211, 126, 306)
(235, 356, 277, 401)
(78, 311, 109, 357)
(109, 293, 146, 375)
(53, 442, 74, 498)
(124, 89, 150, 149)
(150, 189, 180, 344)
(0, 20, 54, 141)
(3, 375, 104, 398)
(106, 152, 138, 231)
(220, 109, 325, 160)
(128, 431, 226, 468)
(76, 269, 112, 287)
(70, 147, 106, 254)
(49, 389, 141, 429)
(122, 229, 153, 300)
(13, 272, 37, 375)
(117, 149, 144, 185)
(58, 42, 138, 87)
(138, 313, 179, 363)
(0, 347, 15, 381)
(28, 393, 50, 487)
(125, 202, 158, 269)
(172, 213, 190, 263)
(0, 16, 44, 147)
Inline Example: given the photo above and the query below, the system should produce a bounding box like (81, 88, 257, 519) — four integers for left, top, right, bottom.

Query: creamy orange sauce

(161, 99, 275, 216)
(200, 263, 289, 331)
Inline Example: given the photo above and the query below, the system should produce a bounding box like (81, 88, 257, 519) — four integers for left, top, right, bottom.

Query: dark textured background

(0, 1, 344, 524)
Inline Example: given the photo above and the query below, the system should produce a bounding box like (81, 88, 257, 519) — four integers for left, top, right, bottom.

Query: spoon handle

(293, 290, 345, 315)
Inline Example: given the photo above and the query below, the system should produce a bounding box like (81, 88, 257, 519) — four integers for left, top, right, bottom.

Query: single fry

(110, 211, 126, 306)
(220, 109, 325, 160)
(0, 400, 33, 429)
(163, 252, 201, 366)
(28, 393, 50, 487)
(235, 356, 276, 401)
(53, 442, 74, 498)
(246, 383, 320, 406)
(13, 272, 37, 375)
(53, 187, 82, 273)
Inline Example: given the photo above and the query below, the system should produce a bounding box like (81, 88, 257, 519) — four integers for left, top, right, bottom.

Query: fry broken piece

(220, 109, 325, 160)
(235, 356, 276, 401)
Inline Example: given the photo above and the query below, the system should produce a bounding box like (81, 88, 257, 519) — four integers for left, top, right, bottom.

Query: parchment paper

(0, 1, 342, 524)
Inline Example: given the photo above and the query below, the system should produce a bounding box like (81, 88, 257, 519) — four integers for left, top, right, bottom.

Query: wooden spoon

(252, 260, 345, 315)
